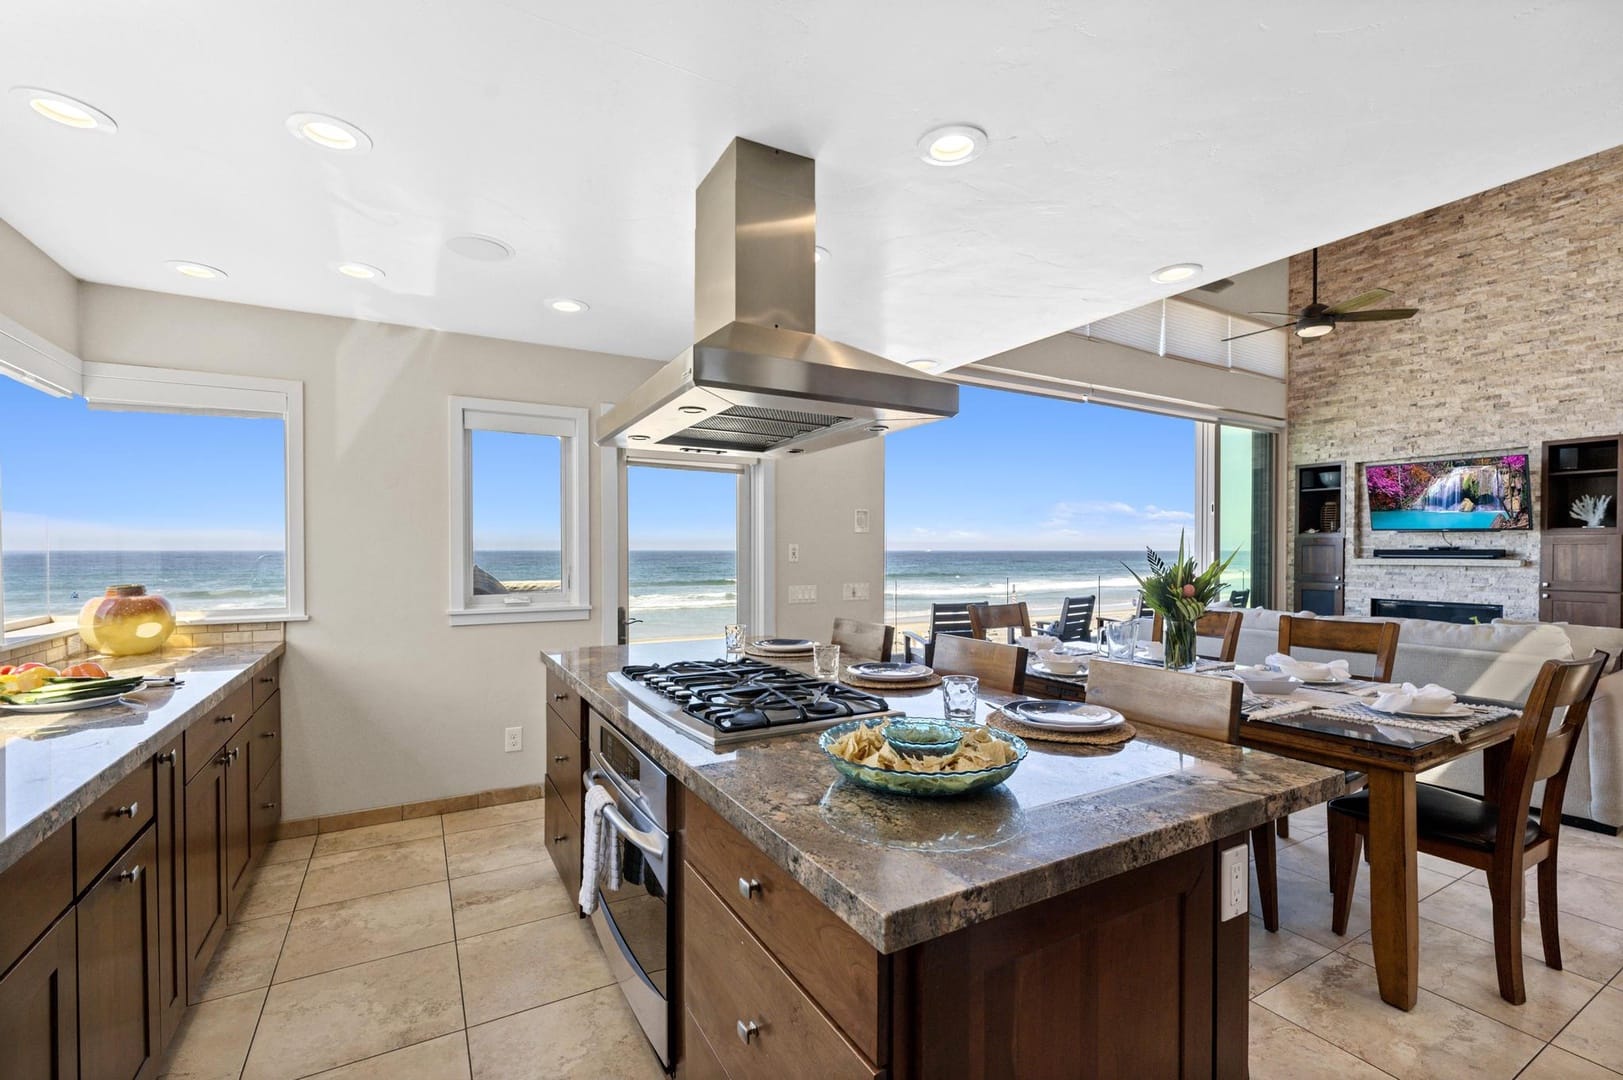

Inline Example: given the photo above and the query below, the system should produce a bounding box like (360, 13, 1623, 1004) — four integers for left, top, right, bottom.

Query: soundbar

(1372, 547, 1508, 560)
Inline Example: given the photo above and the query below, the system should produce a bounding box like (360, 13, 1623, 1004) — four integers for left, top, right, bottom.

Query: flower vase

(79, 585, 176, 656)
(1162, 614, 1198, 672)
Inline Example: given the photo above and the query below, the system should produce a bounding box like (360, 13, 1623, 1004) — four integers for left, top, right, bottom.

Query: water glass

(941, 674, 980, 722)
(1105, 620, 1137, 660)
(812, 644, 841, 680)
(724, 623, 748, 655)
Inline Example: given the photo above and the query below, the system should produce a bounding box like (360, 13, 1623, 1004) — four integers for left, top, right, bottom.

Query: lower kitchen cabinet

(544, 775, 583, 903)
(184, 748, 230, 997)
(0, 909, 79, 1080)
(153, 737, 186, 1049)
(77, 826, 161, 1080)
(224, 726, 253, 920)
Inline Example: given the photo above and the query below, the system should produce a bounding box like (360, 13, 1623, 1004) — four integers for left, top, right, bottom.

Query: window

(448, 397, 589, 624)
(1, 363, 306, 633)
(1216, 424, 1277, 608)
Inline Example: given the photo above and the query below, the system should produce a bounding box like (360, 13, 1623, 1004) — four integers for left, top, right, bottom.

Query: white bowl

(1016, 634, 1061, 654)
(1036, 650, 1084, 675)
(1235, 666, 1300, 696)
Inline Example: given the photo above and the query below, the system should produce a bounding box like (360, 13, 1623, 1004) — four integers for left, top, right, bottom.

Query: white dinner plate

(0, 693, 130, 713)
(1031, 661, 1088, 679)
(1005, 700, 1124, 730)
(751, 638, 815, 653)
(846, 661, 932, 681)
(1301, 676, 1354, 687)
(1377, 703, 1473, 719)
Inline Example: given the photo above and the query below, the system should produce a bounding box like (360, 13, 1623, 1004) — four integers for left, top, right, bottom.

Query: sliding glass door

(620, 459, 751, 644)
(1215, 424, 1277, 609)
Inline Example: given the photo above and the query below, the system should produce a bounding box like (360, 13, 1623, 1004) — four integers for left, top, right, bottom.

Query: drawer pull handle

(112, 801, 140, 818)
(552, 833, 568, 844)
(118, 865, 143, 883)
(262, 802, 278, 810)
(261, 730, 277, 738)
(553, 754, 569, 764)
(217, 752, 232, 766)
(258, 676, 275, 683)
(551, 691, 569, 701)
(736, 1019, 760, 1045)
(216, 713, 236, 724)
(738, 877, 762, 901)
(157, 750, 177, 765)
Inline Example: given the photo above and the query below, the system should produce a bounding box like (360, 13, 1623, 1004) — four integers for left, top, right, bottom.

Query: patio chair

(1041, 595, 1097, 642)
(901, 603, 975, 665)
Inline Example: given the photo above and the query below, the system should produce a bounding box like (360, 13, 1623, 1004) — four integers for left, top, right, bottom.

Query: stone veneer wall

(1287, 144, 1623, 621)
(0, 621, 285, 667)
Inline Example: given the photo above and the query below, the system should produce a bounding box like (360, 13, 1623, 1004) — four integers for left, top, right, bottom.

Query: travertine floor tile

(298, 836, 447, 908)
(451, 859, 575, 938)
(313, 815, 443, 856)
(1248, 919, 1334, 998)
(442, 799, 545, 835)
(445, 819, 547, 879)
(242, 942, 464, 1080)
(1253, 865, 1369, 949)
(1341, 917, 1603, 1039)
(155, 987, 266, 1080)
(1421, 877, 1623, 985)
(1555, 985, 1623, 1071)
(1540, 867, 1623, 933)
(467, 985, 663, 1080)
(234, 860, 306, 920)
(192, 913, 290, 1001)
(1518, 1045, 1623, 1079)
(276, 881, 454, 982)
(1256, 953, 1543, 1079)
(309, 1032, 471, 1079)
(1553, 829, 1623, 887)
(259, 835, 316, 866)
(1278, 803, 1329, 841)
(1247, 1003, 1389, 1079)
(1276, 828, 1466, 884)
(458, 911, 613, 1025)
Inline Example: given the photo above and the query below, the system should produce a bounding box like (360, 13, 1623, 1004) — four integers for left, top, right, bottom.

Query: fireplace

(1370, 598, 1505, 624)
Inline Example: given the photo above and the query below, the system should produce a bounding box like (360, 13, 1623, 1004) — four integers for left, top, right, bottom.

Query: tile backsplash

(0, 621, 285, 666)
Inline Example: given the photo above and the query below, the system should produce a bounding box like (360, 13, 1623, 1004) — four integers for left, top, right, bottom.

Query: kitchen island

(543, 641, 1344, 1079)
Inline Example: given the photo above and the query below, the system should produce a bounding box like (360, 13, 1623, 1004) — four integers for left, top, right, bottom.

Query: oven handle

(586, 773, 666, 860)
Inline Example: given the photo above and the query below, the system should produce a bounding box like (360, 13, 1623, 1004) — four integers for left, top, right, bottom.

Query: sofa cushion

(1560, 625, 1623, 675)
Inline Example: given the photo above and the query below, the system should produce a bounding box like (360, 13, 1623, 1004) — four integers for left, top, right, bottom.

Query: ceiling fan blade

(1336, 308, 1418, 322)
(1247, 311, 1299, 318)
(1221, 322, 1293, 342)
(1327, 288, 1393, 314)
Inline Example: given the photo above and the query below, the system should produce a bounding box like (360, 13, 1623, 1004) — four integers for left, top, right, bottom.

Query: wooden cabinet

(0, 910, 78, 1080)
(1541, 437, 1623, 626)
(1541, 589, 1623, 627)
(76, 765, 155, 892)
(184, 747, 229, 999)
(1294, 462, 1345, 615)
(77, 826, 160, 1080)
(1541, 533, 1622, 592)
(184, 684, 251, 783)
(223, 729, 253, 920)
(153, 738, 186, 1050)
(251, 755, 282, 859)
(546, 704, 584, 821)
(1296, 579, 1343, 617)
(544, 776, 582, 904)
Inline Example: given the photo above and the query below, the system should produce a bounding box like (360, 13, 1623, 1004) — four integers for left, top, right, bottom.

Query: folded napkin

(1016, 634, 1061, 653)
(1266, 653, 1350, 682)
(1370, 682, 1457, 715)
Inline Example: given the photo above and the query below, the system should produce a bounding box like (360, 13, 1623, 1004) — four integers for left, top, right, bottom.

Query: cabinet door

(0, 909, 78, 1080)
(251, 756, 282, 861)
(153, 738, 186, 1050)
(1541, 589, 1623, 627)
(78, 825, 160, 1080)
(544, 776, 582, 905)
(1541, 533, 1623, 593)
(1296, 581, 1343, 616)
(1295, 536, 1344, 581)
(184, 757, 229, 1000)
(224, 733, 253, 920)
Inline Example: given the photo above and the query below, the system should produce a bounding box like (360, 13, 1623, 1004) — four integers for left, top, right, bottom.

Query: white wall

(78, 284, 662, 818)
(772, 439, 886, 640)
(0, 219, 79, 353)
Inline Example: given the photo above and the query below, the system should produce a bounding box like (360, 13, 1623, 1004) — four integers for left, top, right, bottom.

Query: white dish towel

(579, 784, 621, 915)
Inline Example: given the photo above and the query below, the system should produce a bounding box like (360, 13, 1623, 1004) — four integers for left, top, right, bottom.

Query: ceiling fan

(1222, 248, 1417, 342)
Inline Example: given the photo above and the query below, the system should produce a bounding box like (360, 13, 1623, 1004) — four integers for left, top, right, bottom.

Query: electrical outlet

(788, 543, 800, 563)
(504, 726, 523, 753)
(842, 582, 871, 601)
(1219, 843, 1248, 920)
(853, 508, 871, 534)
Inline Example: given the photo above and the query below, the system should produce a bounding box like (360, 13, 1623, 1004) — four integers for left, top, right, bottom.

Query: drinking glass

(941, 674, 980, 722)
(812, 644, 841, 680)
(724, 623, 748, 655)
(1105, 620, 1137, 660)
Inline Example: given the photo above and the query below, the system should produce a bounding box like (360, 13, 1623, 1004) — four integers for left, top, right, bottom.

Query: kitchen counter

(543, 640, 1343, 953)
(0, 642, 284, 874)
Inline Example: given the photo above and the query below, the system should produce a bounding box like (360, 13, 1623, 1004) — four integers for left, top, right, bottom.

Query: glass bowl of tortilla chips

(819, 718, 1027, 797)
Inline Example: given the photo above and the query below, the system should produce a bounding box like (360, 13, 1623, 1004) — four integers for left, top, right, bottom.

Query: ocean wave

(628, 590, 737, 611)
(629, 577, 737, 588)
(882, 574, 1144, 599)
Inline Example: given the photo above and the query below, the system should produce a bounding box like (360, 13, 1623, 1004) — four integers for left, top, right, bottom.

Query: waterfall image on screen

(1365, 453, 1531, 531)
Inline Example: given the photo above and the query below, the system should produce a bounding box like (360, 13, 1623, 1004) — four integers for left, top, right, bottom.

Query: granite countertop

(0, 642, 285, 874)
(543, 641, 1345, 954)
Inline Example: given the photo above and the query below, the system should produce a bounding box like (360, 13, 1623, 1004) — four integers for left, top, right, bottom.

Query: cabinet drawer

(251, 761, 282, 861)
(247, 690, 282, 791)
(682, 1007, 729, 1080)
(250, 660, 281, 713)
(1541, 589, 1623, 627)
(543, 776, 582, 905)
(684, 867, 878, 1080)
(684, 794, 883, 1061)
(546, 677, 581, 736)
(546, 705, 584, 818)
(0, 824, 73, 979)
(76, 763, 155, 892)
(185, 683, 253, 781)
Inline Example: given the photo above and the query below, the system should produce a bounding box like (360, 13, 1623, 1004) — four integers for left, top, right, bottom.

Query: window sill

(2, 618, 80, 650)
(448, 605, 591, 627)
(3, 612, 309, 650)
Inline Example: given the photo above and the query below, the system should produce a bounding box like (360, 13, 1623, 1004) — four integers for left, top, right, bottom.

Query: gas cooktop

(609, 658, 898, 748)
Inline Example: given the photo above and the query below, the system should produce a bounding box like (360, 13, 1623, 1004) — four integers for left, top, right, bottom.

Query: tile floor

(159, 796, 1623, 1079)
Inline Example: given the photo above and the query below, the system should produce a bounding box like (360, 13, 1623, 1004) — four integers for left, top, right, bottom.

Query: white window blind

(1076, 297, 1287, 381)
(1163, 300, 1231, 368)
(0, 314, 81, 397)
(1082, 301, 1164, 354)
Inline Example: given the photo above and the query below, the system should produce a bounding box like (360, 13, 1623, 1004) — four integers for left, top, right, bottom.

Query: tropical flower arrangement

(1125, 532, 1239, 670)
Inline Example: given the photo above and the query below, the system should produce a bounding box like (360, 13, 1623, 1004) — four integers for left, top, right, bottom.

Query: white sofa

(1218, 607, 1623, 830)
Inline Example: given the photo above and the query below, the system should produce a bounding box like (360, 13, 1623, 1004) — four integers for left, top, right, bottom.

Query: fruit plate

(818, 719, 1027, 798)
(0, 693, 132, 713)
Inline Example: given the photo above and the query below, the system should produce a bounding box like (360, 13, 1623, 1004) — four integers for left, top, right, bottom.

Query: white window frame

(448, 396, 590, 626)
(1, 361, 308, 632)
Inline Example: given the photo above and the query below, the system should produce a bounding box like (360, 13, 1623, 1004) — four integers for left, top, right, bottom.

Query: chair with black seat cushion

(1327, 651, 1609, 1005)
(901, 603, 975, 665)
(1042, 595, 1097, 643)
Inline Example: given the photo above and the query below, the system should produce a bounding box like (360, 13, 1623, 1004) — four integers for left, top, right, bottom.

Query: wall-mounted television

(1365, 453, 1531, 531)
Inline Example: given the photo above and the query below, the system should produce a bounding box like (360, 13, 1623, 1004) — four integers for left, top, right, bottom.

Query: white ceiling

(2, 1, 1620, 370)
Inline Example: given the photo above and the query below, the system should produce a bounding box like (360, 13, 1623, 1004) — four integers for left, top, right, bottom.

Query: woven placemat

(991, 709, 1137, 746)
(745, 646, 813, 662)
(840, 668, 943, 690)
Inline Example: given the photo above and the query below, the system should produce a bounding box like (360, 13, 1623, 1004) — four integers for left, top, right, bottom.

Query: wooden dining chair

(901, 603, 975, 664)
(1150, 609, 1243, 662)
(929, 634, 1028, 694)
(1043, 595, 1097, 642)
(1327, 652, 1609, 1004)
(968, 602, 1032, 644)
(831, 617, 895, 662)
(1086, 660, 1282, 931)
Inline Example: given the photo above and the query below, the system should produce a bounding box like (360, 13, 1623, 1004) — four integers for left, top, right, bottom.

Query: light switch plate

(842, 582, 871, 601)
(788, 543, 800, 563)
(788, 585, 818, 604)
(853, 508, 871, 534)
(1219, 843, 1248, 921)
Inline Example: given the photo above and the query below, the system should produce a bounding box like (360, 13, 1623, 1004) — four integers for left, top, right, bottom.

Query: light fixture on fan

(1223, 248, 1418, 343)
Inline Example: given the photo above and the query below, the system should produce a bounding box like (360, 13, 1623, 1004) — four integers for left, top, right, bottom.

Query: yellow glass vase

(79, 585, 177, 656)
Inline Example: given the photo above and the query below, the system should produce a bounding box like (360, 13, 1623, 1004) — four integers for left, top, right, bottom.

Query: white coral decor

(1571, 494, 1613, 528)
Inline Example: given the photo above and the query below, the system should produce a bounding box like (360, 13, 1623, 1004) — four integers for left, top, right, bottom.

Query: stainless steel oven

(586, 709, 674, 1070)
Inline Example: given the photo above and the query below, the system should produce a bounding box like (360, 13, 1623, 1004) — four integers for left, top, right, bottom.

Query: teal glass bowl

(819, 719, 1028, 798)
(883, 719, 963, 758)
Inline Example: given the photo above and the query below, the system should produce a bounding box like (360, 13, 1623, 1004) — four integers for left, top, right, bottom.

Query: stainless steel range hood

(598, 139, 958, 457)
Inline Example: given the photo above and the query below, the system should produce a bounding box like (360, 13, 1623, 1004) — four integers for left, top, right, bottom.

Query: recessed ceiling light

(285, 112, 372, 153)
(11, 87, 116, 132)
(445, 234, 513, 261)
(1150, 263, 1203, 284)
(814, 245, 830, 264)
(547, 298, 589, 314)
(905, 359, 939, 371)
(166, 260, 227, 280)
(917, 124, 987, 167)
(335, 262, 384, 280)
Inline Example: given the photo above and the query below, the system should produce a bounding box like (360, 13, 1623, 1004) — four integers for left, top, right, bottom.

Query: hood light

(866, 423, 890, 434)
(286, 112, 372, 152)
(13, 87, 117, 132)
(677, 405, 706, 415)
(629, 434, 651, 441)
(917, 124, 987, 166)
(547, 297, 588, 313)
(166, 260, 227, 280)
(814, 245, 830, 264)
(905, 359, 938, 371)
(1150, 263, 1202, 284)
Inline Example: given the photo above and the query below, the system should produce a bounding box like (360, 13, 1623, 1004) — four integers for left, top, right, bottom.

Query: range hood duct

(598, 138, 958, 457)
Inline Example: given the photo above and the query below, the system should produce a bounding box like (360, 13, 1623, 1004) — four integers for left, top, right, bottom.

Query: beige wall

(0, 219, 79, 354)
(78, 284, 662, 818)
(772, 439, 886, 640)
(1287, 144, 1623, 619)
